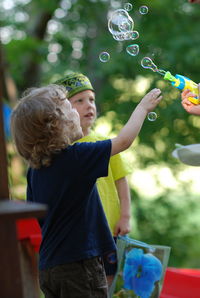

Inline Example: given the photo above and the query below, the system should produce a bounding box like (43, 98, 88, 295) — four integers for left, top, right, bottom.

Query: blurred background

(1, 0, 200, 268)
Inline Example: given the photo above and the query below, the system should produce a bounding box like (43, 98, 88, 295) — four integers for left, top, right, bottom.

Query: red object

(160, 267, 200, 298)
(16, 218, 42, 252)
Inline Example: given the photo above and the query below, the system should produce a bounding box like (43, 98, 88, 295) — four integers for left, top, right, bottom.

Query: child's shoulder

(69, 139, 111, 163)
(88, 131, 109, 141)
(76, 131, 108, 143)
(71, 138, 111, 150)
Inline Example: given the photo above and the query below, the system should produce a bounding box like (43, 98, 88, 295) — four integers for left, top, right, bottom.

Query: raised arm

(111, 88, 162, 156)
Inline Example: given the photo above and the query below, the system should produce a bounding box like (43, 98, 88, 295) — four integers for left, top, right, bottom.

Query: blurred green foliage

(1, 0, 200, 268)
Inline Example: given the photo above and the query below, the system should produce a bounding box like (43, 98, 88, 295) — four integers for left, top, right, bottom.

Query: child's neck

(83, 128, 91, 137)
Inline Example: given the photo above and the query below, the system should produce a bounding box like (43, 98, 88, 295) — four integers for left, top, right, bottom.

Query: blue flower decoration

(123, 248, 162, 298)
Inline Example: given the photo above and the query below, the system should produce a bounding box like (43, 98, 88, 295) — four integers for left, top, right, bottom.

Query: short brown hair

(11, 85, 76, 168)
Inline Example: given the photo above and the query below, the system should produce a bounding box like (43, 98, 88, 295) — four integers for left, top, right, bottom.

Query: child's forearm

(114, 177, 131, 236)
(116, 177, 131, 218)
(111, 105, 147, 156)
(111, 88, 162, 156)
(111, 89, 162, 155)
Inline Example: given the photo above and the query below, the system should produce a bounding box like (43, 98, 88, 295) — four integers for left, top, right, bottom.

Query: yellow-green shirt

(75, 132, 130, 235)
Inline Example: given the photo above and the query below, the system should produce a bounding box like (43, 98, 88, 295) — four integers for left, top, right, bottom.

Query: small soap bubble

(124, 3, 133, 12)
(130, 30, 139, 40)
(126, 44, 139, 56)
(99, 52, 110, 62)
(147, 112, 157, 122)
(141, 57, 153, 69)
(139, 5, 148, 15)
(141, 57, 158, 72)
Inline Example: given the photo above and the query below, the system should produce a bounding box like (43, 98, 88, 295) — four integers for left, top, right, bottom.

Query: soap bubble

(130, 30, 139, 40)
(141, 57, 158, 72)
(124, 3, 133, 12)
(139, 5, 148, 15)
(141, 57, 166, 76)
(99, 51, 110, 62)
(126, 44, 139, 56)
(147, 112, 157, 121)
(108, 9, 134, 37)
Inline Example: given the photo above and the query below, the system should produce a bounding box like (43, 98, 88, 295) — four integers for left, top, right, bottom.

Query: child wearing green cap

(56, 73, 134, 285)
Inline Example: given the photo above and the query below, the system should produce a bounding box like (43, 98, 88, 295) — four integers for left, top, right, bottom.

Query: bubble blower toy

(141, 57, 200, 104)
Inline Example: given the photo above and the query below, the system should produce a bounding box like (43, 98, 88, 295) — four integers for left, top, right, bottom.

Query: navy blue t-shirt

(27, 140, 116, 270)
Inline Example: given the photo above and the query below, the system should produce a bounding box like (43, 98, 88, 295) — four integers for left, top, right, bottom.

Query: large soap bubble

(108, 9, 134, 37)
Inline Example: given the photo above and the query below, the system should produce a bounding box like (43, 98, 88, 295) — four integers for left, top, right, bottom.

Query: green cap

(55, 73, 94, 98)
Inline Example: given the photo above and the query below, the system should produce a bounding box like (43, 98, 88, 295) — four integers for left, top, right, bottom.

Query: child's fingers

(149, 88, 161, 98)
(153, 88, 161, 93)
(182, 98, 192, 106)
(153, 91, 162, 102)
(186, 91, 197, 98)
(156, 95, 162, 102)
(155, 90, 162, 96)
(153, 96, 162, 108)
(149, 88, 161, 94)
(182, 89, 190, 96)
(182, 89, 196, 99)
(142, 88, 162, 104)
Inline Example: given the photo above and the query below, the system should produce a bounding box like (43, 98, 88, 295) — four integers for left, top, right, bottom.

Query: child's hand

(181, 84, 200, 115)
(181, 89, 196, 101)
(139, 88, 162, 113)
(113, 216, 131, 236)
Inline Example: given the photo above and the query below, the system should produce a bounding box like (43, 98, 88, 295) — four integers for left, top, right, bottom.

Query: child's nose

(86, 100, 93, 108)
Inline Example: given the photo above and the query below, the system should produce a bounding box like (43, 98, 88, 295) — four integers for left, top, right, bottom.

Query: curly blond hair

(11, 84, 81, 169)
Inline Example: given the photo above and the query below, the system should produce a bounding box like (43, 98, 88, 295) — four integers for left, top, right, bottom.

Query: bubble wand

(141, 57, 200, 104)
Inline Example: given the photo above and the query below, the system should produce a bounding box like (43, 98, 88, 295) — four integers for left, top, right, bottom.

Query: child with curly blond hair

(56, 73, 132, 286)
(11, 84, 162, 298)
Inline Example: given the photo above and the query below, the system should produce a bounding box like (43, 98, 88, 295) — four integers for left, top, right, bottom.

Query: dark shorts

(39, 256, 108, 298)
(102, 238, 118, 276)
